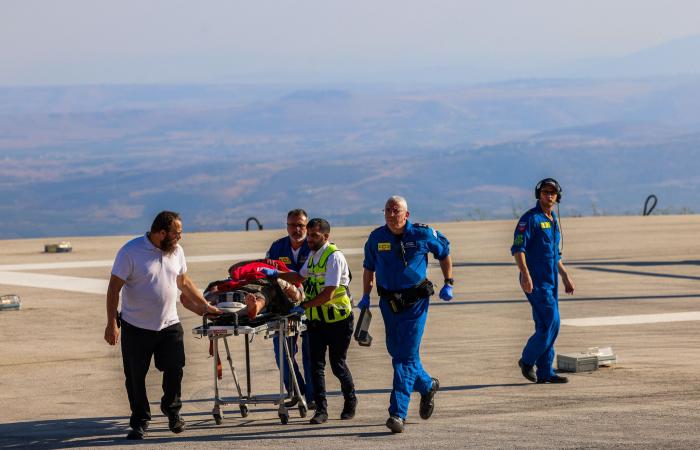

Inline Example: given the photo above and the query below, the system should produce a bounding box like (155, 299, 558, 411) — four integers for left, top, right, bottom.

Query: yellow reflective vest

(302, 243, 352, 323)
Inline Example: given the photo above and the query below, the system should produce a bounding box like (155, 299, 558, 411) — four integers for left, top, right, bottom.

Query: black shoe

(537, 375, 569, 384)
(518, 359, 537, 383)
(162, 407, 186, 433)
(385, 416, 404, 433)
(419, 378, 439, 420)
(340, 397, 357, 420)
(126, 427, 146, 440)
(309, 411, 328, 424)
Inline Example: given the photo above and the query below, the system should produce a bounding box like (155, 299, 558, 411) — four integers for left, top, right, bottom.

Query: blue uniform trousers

(379, 297, 433, 420)
(521, 288, 560, 380)
(273, 331, 314, 404)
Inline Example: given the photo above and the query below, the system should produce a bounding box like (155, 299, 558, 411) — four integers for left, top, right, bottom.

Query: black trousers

(307, 314, 355, 413)
(121, 320, 185, 429)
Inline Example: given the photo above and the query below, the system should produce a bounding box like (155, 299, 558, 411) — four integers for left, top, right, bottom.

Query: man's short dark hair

(307, 218, 330, 234)
(287, 208, 308, 219)
(151, 211, 181, 233)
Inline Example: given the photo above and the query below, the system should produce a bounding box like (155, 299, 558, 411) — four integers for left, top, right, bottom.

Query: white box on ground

(557, 346, 617, 372)
(557, 353, 599, 372)
(590, 346, 617, 366)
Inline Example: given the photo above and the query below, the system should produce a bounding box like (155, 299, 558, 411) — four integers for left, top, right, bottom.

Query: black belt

(377, 279, 434, 313)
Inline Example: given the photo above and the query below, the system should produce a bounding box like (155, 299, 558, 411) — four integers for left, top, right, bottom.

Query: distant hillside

(0, 78, 699, 238)
(561, 35, 700, 79)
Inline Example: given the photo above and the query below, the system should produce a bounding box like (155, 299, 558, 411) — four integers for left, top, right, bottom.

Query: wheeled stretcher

(192, 311, 308, 425)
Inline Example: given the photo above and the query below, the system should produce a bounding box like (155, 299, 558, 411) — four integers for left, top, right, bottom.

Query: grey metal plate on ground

(557, 353, 600, 373)
(0, 294, 21, 311)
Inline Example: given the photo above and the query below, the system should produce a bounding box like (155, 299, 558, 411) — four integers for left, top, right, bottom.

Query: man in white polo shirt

(104, 211, 220, 440)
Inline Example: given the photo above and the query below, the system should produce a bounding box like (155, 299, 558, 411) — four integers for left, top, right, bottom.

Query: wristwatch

(444, 278, 454, 286)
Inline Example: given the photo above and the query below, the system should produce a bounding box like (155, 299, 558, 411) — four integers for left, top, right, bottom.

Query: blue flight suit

(511, 203, 561, 381)
(267, 236, 314, 404)
(363, 221, 450, 419)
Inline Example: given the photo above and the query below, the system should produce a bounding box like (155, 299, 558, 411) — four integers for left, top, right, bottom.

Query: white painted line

(0, 248, 365, 294)
(562, 311, 700, 327)
(0, 271, 108, 295)
(0, 248, 364, 272)
(0, 260, 115, 271)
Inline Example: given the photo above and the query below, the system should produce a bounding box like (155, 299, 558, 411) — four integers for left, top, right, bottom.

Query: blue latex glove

(260, 267, 278, 278)
(358, 294, 370, 309)
(439, 284, 453, 301)
(289, 305, 305, 315)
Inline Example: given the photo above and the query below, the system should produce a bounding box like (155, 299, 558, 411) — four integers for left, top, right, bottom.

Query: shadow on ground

(0, 383, 525, 448)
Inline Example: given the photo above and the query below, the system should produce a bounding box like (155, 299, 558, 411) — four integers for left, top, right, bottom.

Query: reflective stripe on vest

(303, 243, 352, 323)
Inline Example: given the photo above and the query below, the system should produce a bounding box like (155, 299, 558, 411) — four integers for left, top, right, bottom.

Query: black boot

(162, 407, 185, 433)
(419, 378, 439, 420)
(537, 374, 569, 384)
(340, 396, 357, 420)
(385, 416, 404, 433)
(518, 359, 537, 383)
(126, 422, 148, 440)
(310, 410, 328, 424)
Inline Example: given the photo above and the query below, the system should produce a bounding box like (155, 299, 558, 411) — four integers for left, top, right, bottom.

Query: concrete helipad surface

(1, 215, 700, 449)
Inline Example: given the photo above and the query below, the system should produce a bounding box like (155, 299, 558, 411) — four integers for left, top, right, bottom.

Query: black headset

(535, 178, 562, 203)
(534, 177, 565, 255)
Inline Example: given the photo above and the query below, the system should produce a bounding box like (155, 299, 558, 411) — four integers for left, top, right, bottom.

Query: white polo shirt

(112, 234, 187, 331)
(300, 242, 350, 288)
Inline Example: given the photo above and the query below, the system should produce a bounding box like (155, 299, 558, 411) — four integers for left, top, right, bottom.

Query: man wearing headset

(511, 178, 575, 384)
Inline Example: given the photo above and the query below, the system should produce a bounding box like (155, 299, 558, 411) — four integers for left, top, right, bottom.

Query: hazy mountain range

(2, 36, 700, 239)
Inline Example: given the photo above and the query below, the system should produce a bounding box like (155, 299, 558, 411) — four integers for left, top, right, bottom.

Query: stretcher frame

(192, 313, 308, 424)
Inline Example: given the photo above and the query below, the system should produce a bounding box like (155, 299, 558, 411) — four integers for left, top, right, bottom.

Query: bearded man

(104, 211, 220, 440)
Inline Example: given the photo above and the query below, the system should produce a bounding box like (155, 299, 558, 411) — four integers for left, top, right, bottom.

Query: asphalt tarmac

(1, 215, 699, 449)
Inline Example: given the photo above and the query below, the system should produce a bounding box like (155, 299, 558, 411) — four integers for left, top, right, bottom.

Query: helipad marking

(562, 311, 700, 327)
(0, 248, 363, 272)
(0, 271, 108, 294)
(0, 248, 364, 293)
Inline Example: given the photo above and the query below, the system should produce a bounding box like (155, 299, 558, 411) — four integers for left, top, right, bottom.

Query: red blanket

(210, 259, 293, 293)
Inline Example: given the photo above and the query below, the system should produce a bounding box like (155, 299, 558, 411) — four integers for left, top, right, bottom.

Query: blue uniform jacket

(363, 220, 450, 292)
(511, 203, 561, 291)
(267, 236, 310, 273)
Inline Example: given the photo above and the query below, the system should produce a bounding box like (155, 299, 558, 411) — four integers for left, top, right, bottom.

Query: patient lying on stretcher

(203, 259, 303, 320)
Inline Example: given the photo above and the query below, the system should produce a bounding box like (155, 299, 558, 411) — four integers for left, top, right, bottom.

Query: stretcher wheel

(279, 412, 289, 424)
(239, 404, 249, 418)
(213, 413, 223, 425)
(298, 404, 307, 418)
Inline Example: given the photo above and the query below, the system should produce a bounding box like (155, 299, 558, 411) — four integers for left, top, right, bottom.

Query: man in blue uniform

(360, 195, 454, 433)
(266, 208, 314, 408)
(512, 178, 575, 384)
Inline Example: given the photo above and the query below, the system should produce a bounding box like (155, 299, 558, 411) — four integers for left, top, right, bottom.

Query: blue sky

(2, 0, 700, 85)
